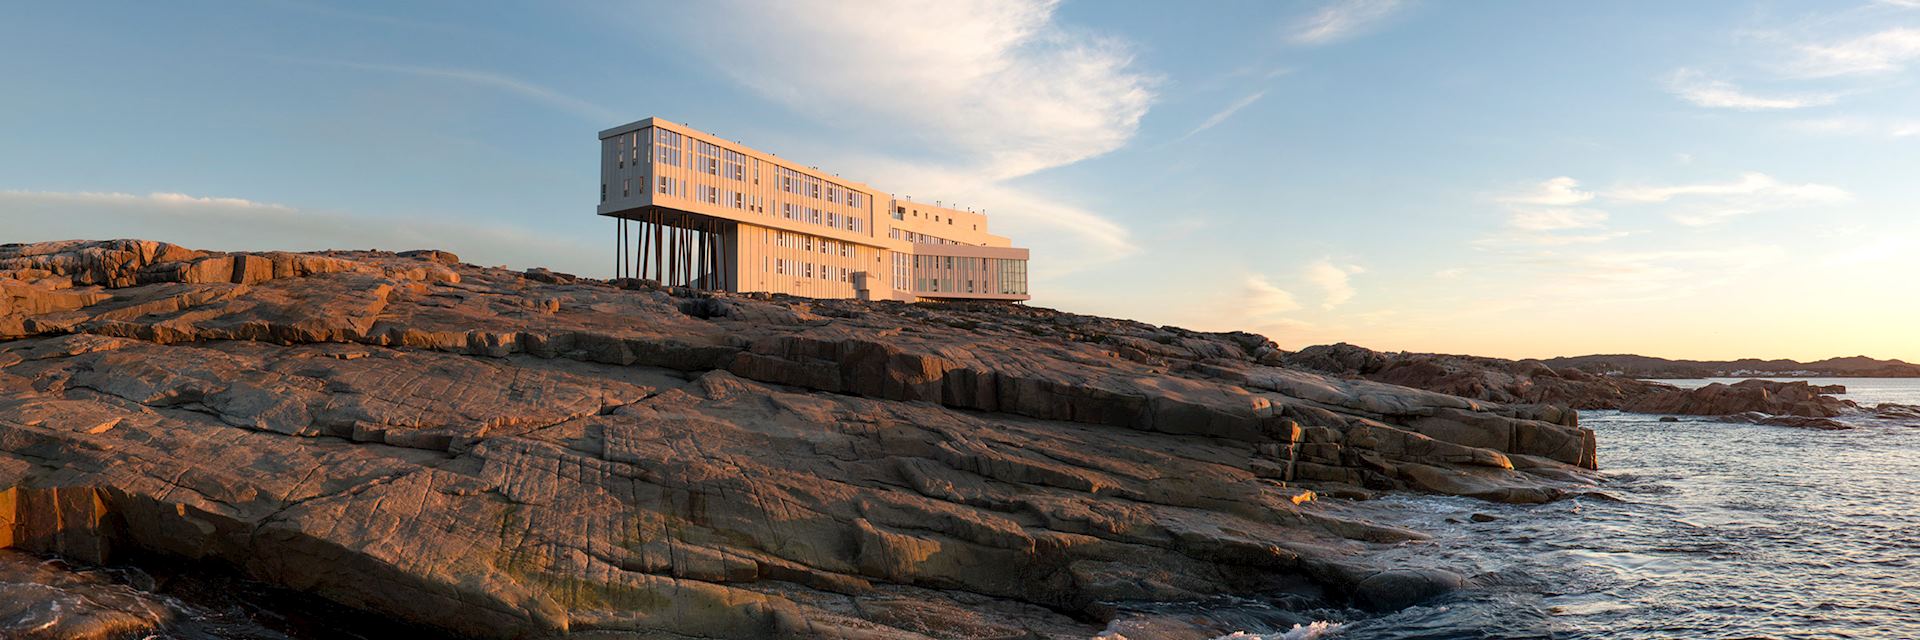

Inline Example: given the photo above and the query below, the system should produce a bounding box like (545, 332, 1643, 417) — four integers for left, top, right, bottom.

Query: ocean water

(1308, 377, 1920, 639)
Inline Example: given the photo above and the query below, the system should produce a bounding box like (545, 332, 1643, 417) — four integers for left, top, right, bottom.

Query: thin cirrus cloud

(1608, 172, 1852, 205)
(279, 58, 622, 123)
(1664, 69, 1837, 110)
(0, 189, 607, 275)
(1177, 90, 1269, 141)
(1611, 172, 1853, 227)
(1286, 0, 1407, 46)
(1492, 173, 1850, 236)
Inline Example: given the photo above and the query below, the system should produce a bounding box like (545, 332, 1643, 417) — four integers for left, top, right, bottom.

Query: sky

(5, 0, 1920, 362)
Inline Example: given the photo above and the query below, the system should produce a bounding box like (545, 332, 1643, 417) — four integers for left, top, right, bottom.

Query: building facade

(597, 117, 1029, 302)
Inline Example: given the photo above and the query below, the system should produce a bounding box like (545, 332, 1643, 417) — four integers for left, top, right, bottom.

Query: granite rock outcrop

(1621, 379, 1857, 418)
(0, 239, 1601, 638)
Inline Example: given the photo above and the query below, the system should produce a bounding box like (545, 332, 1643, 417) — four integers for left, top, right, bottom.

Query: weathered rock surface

(0, 240, 1602, 638)
(1621, 379, 1857, 418)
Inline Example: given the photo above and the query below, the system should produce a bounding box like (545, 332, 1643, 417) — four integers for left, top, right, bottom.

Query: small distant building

(596, 117, 1030, 302)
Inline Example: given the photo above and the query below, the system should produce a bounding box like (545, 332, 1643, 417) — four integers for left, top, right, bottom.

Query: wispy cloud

(1287, 0, 1406, 46)
(1485, 172, 1850, 241)
(1498, 176, 1595, 206)
(1481, 177, 1623, 246)
(1791, 27, 1920, 77)
(1609, 172, 1851, 204)
(1304, 259, 1364, 309)
(1242, 274, 1303, 317)
(1605, 172, 1852, 227)
(652, 0, 1155, 266)
(0, 189, 604, 275)
(679, 0, 1155, 181)
(1505, 208, 1610, 232)
(1664, 69, 1838, 110)
(1178, 90, 1268, 141)
(282, 58, 620, 123)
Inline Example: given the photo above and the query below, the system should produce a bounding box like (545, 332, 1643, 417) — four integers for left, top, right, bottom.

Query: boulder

(1353, 568, 1466, 611)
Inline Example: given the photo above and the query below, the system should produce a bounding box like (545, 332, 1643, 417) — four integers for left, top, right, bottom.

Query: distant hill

(1541, 354, 1920, 378)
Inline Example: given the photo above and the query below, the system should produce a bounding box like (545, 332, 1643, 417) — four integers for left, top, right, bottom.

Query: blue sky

(6, 1, 1920, 360)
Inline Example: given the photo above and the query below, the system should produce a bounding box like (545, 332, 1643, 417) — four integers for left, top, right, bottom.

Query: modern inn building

(597, 117, 1029, 302)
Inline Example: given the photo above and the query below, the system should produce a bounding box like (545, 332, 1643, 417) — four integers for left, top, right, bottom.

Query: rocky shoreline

(0, 239, 1607, 639)
(1541, 353, 1920, 379)
(1285, 343, 1920, 430)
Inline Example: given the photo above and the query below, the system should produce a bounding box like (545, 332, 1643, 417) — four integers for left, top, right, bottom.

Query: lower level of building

(604, 207, 1028, 303)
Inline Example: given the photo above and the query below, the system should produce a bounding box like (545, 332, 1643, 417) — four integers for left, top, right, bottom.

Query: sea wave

(1213, 621, 1346, 640)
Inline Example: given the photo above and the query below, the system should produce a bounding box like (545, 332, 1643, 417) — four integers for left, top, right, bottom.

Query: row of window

(889, 229, 962, 245)
(626, 127, 869, 210)
(613, 128, 876, 231)
(693, 141, 749, 181)
(772, 231, 855, 257)
(781, 203, 865, 233)
(771, 258, 853, 283)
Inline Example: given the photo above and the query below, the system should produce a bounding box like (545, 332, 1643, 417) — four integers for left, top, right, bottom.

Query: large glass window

(994, 258, 1028, 295)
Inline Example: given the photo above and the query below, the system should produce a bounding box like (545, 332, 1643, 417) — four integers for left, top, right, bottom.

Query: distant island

(1539, 354, 1920, 379)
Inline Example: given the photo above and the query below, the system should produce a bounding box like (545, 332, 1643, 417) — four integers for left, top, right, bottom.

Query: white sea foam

(1211, 620, 1345, 640)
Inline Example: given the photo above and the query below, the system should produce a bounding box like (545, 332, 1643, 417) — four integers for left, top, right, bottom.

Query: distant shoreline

(1541, 353, 1920, 380)
(1636, 373, 1920, 380)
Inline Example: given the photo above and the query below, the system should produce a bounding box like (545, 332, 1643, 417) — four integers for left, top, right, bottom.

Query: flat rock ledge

(0, 240, 1599, 639)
